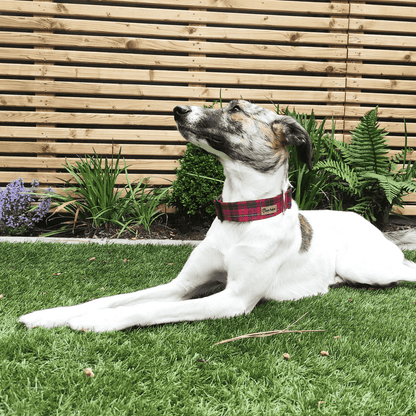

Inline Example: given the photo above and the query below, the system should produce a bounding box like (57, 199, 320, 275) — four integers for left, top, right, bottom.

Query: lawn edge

(0, 236, 201, 247)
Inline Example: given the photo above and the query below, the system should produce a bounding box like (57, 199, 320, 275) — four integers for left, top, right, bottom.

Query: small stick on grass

(215, 312, 324, 345)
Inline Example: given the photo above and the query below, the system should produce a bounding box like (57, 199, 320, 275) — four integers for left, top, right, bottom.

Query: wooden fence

(0, 0, 415, 213)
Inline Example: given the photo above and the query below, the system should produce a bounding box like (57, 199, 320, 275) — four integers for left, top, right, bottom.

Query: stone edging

(0, 236, 202, 247)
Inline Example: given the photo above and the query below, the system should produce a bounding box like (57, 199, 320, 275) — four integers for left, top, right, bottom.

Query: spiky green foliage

(277, 107, 337, 210)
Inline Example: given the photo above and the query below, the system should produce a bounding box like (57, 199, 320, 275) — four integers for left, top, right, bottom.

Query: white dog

(19, 100, 416, 332)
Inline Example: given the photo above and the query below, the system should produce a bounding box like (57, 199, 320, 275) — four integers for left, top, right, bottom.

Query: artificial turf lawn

(0, 241, 415, 415)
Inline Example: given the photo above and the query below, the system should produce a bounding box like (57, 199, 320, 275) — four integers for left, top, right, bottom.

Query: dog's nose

(173, 105, 191, 120)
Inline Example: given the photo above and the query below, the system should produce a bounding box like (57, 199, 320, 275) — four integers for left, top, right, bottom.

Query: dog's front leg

(67, 245, 273, 332)
(19, 242, 225, 330)
(67, 288, 247, 332)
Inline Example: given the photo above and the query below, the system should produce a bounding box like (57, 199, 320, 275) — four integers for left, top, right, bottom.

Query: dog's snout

(174, 105, 192, 120)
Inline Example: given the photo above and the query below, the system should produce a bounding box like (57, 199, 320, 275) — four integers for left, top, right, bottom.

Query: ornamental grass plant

(36, 150, 171, 237)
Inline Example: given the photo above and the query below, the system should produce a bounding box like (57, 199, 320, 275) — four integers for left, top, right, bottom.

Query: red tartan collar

(214, 189, 292, 222)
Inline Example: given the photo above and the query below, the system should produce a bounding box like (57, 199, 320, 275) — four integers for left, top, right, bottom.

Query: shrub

(0, 179, 52, 235)
(169, 143, 225, 221)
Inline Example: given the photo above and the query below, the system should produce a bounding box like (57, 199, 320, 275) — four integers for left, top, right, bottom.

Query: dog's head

(174, 100, 312, 173)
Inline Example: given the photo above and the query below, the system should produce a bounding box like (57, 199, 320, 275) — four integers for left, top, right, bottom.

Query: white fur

(19, 102, 416, 332)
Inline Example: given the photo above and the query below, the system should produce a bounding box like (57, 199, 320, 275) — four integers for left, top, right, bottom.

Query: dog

(19, 100, 416, 332)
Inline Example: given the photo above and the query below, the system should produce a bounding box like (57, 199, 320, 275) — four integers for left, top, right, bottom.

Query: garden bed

(3, 211, 416, 242)
(4, 212, 211, 241)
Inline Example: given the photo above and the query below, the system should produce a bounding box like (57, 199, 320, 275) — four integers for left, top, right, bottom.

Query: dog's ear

(272, 116, 313, 170)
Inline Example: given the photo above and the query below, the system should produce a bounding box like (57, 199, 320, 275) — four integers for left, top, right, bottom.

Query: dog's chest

(205, 214, 297, 259)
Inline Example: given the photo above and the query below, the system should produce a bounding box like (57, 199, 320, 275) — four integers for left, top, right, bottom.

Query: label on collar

(261, 205, 277, 215)
(214, 189, 291, 222)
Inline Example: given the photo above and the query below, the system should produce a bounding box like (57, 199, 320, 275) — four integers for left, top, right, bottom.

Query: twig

(214, 312, 325, 345)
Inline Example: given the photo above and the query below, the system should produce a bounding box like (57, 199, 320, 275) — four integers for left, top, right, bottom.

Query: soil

(4, 212, 416, 241)
(12, 212, 212, 241)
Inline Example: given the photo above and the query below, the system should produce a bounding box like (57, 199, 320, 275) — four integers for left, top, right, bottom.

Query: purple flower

(0, 178, 54, 235)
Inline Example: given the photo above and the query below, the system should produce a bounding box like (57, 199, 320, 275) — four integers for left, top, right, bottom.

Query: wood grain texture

(0, 0, 415, 214)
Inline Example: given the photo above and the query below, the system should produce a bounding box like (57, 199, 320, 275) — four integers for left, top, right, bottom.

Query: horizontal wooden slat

(0, 127, 184, 141)
(403, 194, 416, 202)
(348, 33, 416, 48)
(393, 205, 416, 216)
(349, 19, 416, 34)
(0, 48, 346, 73)
(0, 156, 179, 170)
(348, 48, 416, 63)
(0, 112, 175, 126)
(0, 81, 346, 102)
(0, 141, 186, 156)
(385, 137, 416, 147)
(0, 1, 349, 29)
(389, 150, 416, 160)
(346, 78, 416, 92)
(0, 96, 346, 118)
(0, 32, 347, 60)
(361, 0, 416, 4)
(0, 111, 345, 128)
(345, 121, 416, 134)
(348, 63, 416, 78)
(0, 95, 197, 112)
(345, 92, 416, 107)
(0, 112, 344, 128)
(343, 134, 416, 147)
(344, 106, 416, 120)
(0, 16, 348, 45)
(0, 64, 345, 89)
(350, 3, 416, 20)
(71, 0, 350, 14)
(0, 171, 175, 186)
(0, 119, 341, 141)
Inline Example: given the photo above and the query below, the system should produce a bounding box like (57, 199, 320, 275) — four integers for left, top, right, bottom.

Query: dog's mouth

(177, 124, 223, 145)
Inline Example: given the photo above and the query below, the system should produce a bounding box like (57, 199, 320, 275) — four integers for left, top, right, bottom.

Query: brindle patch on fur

(271, 123, 286, 151)
(197, 105, 280, 173)
(299, 213, 313, 253)
(175, 99, 311, 174)
(268, 122, 289, 167)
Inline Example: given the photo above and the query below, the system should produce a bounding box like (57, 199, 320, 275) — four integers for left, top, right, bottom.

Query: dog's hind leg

(335, 236, 416, 287)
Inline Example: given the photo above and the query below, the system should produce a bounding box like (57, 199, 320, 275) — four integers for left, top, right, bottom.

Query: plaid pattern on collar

(214, 189, 292, 222)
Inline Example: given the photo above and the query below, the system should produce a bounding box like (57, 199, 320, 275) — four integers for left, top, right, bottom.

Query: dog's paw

(18, 306, 76, 329)
(68, 309, 127, 333)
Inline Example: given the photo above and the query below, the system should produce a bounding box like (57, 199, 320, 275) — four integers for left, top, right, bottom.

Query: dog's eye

(231, 105, 242, 113)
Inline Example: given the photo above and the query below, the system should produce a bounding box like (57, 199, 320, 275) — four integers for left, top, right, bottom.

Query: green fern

(361, 173, 402, 204)
(344, 107, 390, 175)
(348, 196, 377, 223)
(313, 109, 415, 226)
(314, 159, 359, 192)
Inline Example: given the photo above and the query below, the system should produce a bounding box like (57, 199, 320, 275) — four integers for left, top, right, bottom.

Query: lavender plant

(0, 178, 53, 235)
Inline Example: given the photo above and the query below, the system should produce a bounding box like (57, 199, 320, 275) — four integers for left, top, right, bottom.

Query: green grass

(1, 242, 416, 415)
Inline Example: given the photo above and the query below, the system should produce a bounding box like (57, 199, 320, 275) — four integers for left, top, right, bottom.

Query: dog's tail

(383, 229, 416, 250)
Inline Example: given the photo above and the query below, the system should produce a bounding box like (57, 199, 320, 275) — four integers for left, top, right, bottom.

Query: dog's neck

(220, 160, 289, 203)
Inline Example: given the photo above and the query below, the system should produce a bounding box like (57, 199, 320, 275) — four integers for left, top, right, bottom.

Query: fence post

(33, 0, 56, 181)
